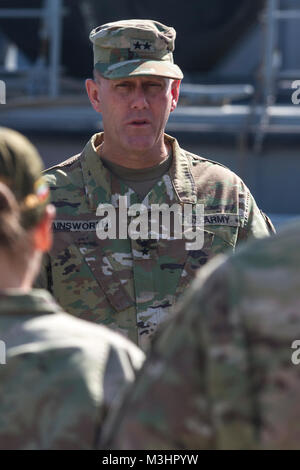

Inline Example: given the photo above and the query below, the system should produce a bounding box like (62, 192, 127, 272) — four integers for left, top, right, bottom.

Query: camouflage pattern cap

(90, 19, 184, 80)
(0, 127, 49, 228)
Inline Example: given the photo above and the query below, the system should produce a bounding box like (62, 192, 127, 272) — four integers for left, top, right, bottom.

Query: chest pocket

(174, 228, 235, 300)
(50, 229, 134, 321)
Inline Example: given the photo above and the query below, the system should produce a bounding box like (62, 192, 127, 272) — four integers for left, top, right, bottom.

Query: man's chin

(123, 136, 156, 153)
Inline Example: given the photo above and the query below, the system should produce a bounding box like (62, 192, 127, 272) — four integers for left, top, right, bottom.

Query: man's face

(86, 74, 180, 154)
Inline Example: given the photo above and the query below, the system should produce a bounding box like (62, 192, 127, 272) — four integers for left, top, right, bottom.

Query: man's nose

(131, 86, 149, 109)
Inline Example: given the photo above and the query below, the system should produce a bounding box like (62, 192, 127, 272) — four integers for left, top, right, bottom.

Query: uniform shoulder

(184, 149, 225, 166)
(183, 148, 244, 184)
(185, 220, 300, 306)
(13, 312, 144, 368)
(46, 153, 81, 173)
(232, 218, 300, 269)
(43, 152, 87, 211)
(43, 152, 83, 190)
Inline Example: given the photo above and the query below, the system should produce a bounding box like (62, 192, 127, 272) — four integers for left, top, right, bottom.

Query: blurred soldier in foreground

(0, 128, 144, 450)
(38, 19, 274, 352)
(101, 222, 300, 449)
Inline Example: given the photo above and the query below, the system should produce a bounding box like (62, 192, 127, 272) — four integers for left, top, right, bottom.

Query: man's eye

(116, 83, 130, 87)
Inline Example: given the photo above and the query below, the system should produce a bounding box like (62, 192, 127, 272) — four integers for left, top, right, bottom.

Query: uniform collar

(167, 134, 197, 204)
(0, 289, 61, 316)
(81, 132, 197, 211)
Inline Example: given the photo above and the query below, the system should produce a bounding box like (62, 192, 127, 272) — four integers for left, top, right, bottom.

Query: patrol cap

(90, 19, 184, 80)
(0, 127, 49, 228)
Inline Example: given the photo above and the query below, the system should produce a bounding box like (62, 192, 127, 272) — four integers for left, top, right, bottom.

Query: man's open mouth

(128, 119, 150, 126)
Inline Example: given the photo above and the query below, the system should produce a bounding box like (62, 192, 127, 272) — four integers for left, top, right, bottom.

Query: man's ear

(170, 80, 181, 112)
(86, 78, 102, 113)
(33, 204, 56, 253)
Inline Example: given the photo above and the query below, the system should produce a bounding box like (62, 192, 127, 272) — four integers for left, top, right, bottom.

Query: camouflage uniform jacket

(0, 289, 144, 450)
(39, 132, 274, 350)
(100, 221, 300, 450)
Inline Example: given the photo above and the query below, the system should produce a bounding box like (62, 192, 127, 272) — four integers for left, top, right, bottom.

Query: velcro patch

(53, 213, 240, 233)
(53, 220, 99, 232)
(204, 214, 240, 226)
(130, 39, 154, 53)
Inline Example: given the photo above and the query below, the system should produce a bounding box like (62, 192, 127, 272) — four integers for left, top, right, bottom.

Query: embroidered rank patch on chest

(130, 39, 154, 53)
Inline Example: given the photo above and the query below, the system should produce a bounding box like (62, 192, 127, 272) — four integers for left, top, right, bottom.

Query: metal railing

(255, 0, 300, 151)
(0, 0, 63, 97)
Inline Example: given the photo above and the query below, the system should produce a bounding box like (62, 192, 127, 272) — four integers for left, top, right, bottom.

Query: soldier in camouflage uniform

(101, 221, 300, 450)
(0, 128, 144, 450)
(38, 19, 275, 351)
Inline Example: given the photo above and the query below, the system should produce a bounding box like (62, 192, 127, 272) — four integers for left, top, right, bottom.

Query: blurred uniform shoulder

(15, 309, 144, 369)
(185, 219, 300, 306)
(103, 220, 300, 450)
(231, 218, 300, 269)
(0, 295, 144, 449)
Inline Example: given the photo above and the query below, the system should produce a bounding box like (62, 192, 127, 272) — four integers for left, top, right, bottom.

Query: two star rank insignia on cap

(130, 40, 154, 52)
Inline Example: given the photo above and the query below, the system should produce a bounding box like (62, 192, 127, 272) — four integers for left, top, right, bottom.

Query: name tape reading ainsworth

(0, 81, 6, 105)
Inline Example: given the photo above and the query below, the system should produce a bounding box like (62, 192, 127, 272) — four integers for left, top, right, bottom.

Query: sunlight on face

(93, 73, 178, 155)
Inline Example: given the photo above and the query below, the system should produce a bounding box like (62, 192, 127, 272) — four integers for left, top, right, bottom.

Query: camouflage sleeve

(204, 245, 300, 450)
(99, 257, 226, 450)
(100, 242, 300, 450)
(237, 188, 276, 245)
(34, 253, 53, 292)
